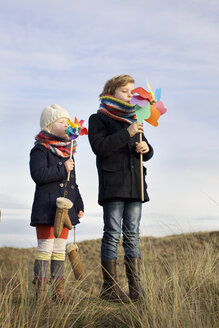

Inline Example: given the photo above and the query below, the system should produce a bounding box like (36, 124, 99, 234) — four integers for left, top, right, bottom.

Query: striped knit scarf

(98, 95, 136, 124)
(35, 130, 76, 158)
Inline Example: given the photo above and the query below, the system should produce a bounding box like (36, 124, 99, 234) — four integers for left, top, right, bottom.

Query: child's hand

(78, 211, 84, 219)
(127, 122, 144, 137)
(64, 159, 74, 173)
(135, 141, 149, 154)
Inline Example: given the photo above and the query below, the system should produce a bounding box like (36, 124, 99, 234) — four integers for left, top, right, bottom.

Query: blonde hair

(100, 75, 134, 97)
(44, 123, 53, 133)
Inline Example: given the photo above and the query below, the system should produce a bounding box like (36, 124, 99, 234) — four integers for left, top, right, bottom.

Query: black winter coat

(30, 144, 84, 226)
(88, 113, 154, 205)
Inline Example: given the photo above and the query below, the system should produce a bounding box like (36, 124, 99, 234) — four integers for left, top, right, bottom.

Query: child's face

(113, 82, 134, 103)
(50, 118, 69, 138)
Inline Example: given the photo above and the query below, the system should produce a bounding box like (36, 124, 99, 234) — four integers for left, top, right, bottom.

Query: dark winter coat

(88, 113, 154, 205)
(30, 143, 84, 226)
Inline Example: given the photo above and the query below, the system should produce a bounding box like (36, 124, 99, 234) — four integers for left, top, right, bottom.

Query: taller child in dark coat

(88, 75, 153, 302)
(30, 104, 84, 302)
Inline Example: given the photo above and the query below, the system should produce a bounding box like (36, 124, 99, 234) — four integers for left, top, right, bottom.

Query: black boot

(100, 259, 130, 302)
(125, 257, 145, 301)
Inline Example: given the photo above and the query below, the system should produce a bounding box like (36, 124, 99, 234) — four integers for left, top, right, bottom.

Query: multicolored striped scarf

(35, 130, 76, 158)
(98, 95, 136, 124)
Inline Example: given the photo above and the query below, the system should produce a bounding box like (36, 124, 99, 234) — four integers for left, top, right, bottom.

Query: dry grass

(0, 231, 219, 327)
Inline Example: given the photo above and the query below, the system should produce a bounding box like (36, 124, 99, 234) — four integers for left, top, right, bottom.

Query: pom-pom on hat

(40, 104, 71, 130)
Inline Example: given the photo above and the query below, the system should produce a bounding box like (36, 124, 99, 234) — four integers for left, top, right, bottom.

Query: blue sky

(0, 0, 218, 247)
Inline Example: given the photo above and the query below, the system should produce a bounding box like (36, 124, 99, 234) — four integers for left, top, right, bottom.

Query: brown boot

(100, 259, 130, 302)
(33, 279, 49, 302)
(52, 278, 74, 304)
(125, 257, 145, 301)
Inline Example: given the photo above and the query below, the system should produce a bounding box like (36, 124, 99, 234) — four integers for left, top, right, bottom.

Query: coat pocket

(102, 164, 124, 188)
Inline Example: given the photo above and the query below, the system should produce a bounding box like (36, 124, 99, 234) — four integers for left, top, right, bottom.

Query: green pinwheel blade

(135, 102, 151, 123)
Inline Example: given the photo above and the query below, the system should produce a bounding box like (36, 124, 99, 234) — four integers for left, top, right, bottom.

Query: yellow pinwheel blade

(68, 119, 79, 128)
(146, 80, 155, 100)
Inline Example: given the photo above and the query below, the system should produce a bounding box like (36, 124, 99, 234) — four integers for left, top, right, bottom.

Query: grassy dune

(0, 231, 219, 327)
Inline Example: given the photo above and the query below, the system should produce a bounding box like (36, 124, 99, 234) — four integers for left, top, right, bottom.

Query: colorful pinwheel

(131, 81, 167, 126)
(64, 118, 88, 272)
(66, 117, 88, 182)
(130, 81, 167, 202)
(67, 117, 88, 139)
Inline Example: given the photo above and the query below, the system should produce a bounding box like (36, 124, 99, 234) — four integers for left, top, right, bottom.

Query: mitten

(54, 197, 73, 238)
(66, 243, 85, 280)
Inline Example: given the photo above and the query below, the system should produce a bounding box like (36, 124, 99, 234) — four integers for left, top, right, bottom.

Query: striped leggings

(33, 225, 69, 281)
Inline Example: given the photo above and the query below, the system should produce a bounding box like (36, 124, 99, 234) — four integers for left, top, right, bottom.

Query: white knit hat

(40, 104, 71, 130)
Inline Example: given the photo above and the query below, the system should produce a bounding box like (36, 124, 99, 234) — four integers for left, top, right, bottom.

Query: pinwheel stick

(139, 133, 144, 202)
(67, 140, 74, 182)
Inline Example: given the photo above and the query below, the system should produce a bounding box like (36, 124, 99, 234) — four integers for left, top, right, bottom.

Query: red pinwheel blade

(79, 127, 88, 136)
(132, 87, 153, 101)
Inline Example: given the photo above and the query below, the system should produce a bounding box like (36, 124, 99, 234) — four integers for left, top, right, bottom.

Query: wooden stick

(139, 133, 144, 202)
(67, 140, 74, 182)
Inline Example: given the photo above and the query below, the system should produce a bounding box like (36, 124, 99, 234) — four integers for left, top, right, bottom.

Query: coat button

(71, 185, 75, 190)
(58, 161, 62, 165)
(71, 174, 74, 178)
(60, 183, 64, 187)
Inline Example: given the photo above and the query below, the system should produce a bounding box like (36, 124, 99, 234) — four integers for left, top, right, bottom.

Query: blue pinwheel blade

(155, 88, 161, 102)
(66, 126, 80, 140)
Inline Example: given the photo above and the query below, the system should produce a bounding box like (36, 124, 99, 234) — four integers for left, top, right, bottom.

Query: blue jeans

(101, 200, 142, 260)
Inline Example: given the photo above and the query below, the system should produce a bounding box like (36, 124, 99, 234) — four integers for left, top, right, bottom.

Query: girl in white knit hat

(30, 104, 84, 303)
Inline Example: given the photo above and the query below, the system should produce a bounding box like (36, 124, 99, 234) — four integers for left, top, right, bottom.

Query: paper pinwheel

(67, 117, 88, 140)
(131, 81, 167, 126)
(66, 117, 88, 182)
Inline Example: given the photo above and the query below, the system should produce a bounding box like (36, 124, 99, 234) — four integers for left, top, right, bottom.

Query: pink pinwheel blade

(130, 95, 149, 108)
(153, 101, 167, 115)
